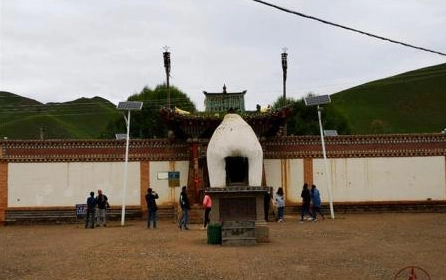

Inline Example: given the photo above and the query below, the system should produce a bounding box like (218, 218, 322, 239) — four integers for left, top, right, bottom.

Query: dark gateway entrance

(225, 157, 248, 186)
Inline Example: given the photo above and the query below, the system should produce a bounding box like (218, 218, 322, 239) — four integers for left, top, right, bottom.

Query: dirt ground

(1, 213, 445, 280)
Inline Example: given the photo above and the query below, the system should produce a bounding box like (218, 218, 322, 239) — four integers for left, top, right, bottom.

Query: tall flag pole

(281, 47, 288, 135)
(281, 47, 288, 101)
(163, 46, 171, 109)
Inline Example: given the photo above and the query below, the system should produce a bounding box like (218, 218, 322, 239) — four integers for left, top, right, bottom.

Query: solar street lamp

(304, 95, 335, 219)
(117, 101, 143, 226)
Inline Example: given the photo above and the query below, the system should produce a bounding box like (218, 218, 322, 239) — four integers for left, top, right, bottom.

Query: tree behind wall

(272, 95, 351, 136)
(103, 84, 197, 139)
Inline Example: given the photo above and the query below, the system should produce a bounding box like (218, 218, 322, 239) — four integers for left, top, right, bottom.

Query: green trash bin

(207, 223, 222, 245)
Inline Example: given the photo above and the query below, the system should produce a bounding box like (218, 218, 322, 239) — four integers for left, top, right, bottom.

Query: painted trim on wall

(0, 162, 7, 224)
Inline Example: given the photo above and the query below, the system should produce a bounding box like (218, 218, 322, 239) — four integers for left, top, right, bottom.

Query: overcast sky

(1, 0, 445, 111)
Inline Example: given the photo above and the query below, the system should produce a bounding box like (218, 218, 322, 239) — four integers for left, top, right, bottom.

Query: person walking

(145, 188, 159, 228)
(202, 192, 212, 230)
(275, 187, 285, 222)
(85, 191, 96, 229)
(95, 189, 109, 227)
(178, 186, 191, 230)
(311, 184, 325, 221)
(299, 183, 313, 223)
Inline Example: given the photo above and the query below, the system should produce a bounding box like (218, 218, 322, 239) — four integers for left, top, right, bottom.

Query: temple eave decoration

(159, 106, 293, 140)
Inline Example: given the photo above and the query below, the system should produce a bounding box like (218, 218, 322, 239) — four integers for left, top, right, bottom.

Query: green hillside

(0, 92, 120, 139)
(1, 63, 445, 139)
(331, 63, 446, 134)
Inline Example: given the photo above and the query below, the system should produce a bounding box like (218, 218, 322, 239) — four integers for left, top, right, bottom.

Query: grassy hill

(0, 92, 120, 139)
(331, 63, 446, 134)
(1, 63, 445, 139)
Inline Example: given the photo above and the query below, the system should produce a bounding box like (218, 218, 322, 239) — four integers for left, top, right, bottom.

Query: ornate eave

(203, 90, 247, 96)
(159, 106, 293, 139)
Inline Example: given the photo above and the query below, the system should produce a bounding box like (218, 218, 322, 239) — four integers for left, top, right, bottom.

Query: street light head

(304, 95, 331, 106)
(117, 101, 143, 111)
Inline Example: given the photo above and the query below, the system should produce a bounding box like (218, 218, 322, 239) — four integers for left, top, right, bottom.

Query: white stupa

(207, 113, 263, 188)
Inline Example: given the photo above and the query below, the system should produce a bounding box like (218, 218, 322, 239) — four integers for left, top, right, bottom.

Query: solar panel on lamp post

(115, 133, 127, 140)
(304, 95, 335, 219)
(117, 101, 143, 226)
(324, 130, 338, 136)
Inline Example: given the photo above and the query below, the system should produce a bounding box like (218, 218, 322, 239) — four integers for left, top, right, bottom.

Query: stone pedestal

(206, 186, 270, 244)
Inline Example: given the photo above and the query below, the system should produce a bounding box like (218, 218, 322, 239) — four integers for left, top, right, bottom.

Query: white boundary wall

(265, 157, 445, 204)
(6, 156, 445, 207)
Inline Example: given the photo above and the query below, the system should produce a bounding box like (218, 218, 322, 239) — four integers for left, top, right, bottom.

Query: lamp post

(304, 95, 335, 219)
(116, 101, 143, 226)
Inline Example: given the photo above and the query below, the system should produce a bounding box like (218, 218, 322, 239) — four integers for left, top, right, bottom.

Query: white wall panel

(264, 159, 304, 203)
(148, 161, 189, 205)
(288, 159, 304, 203)
(8, 162, 140, 207)
(314, 157, 445, 202)
(264, 159, 281, 189)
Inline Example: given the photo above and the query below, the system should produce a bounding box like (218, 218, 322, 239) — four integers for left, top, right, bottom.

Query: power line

(252, 0, 446, 57)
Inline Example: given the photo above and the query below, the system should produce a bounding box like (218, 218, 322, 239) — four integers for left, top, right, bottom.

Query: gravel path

(1, 213, 444, 280)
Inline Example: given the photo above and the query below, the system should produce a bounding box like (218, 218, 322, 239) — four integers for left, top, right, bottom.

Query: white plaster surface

(264, 159, 282, 189)
(313, 156, 446, 202)
(8, 162, 140, 207)
(207, 113, 263, 187)
(264, 159, 304, 203)
(287, 159, 305, 203)
(6, 155, 445, 208)
(148, 161, 189, 205)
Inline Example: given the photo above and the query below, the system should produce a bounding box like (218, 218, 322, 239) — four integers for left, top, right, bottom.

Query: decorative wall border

(0, 139, 189, 162)
(262, 134, 446, 159)
(1, 133, 445, 163)
(0, 162, 7, 224)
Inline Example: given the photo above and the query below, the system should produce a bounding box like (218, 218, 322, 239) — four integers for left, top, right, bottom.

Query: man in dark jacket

(300, 183, 313, 222)
(178, 186, 191, 230)
(145, 188, 159, 229)
(85, 191, 96, 229)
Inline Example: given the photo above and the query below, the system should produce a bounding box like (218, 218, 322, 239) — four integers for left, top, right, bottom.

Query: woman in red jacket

(202, 193, 212, 229)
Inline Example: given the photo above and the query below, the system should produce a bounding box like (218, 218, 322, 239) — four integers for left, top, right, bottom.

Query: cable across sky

(252, 0, 446, 57)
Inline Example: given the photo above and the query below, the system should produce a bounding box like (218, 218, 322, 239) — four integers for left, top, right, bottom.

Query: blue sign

(168, 171, 180, 180)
